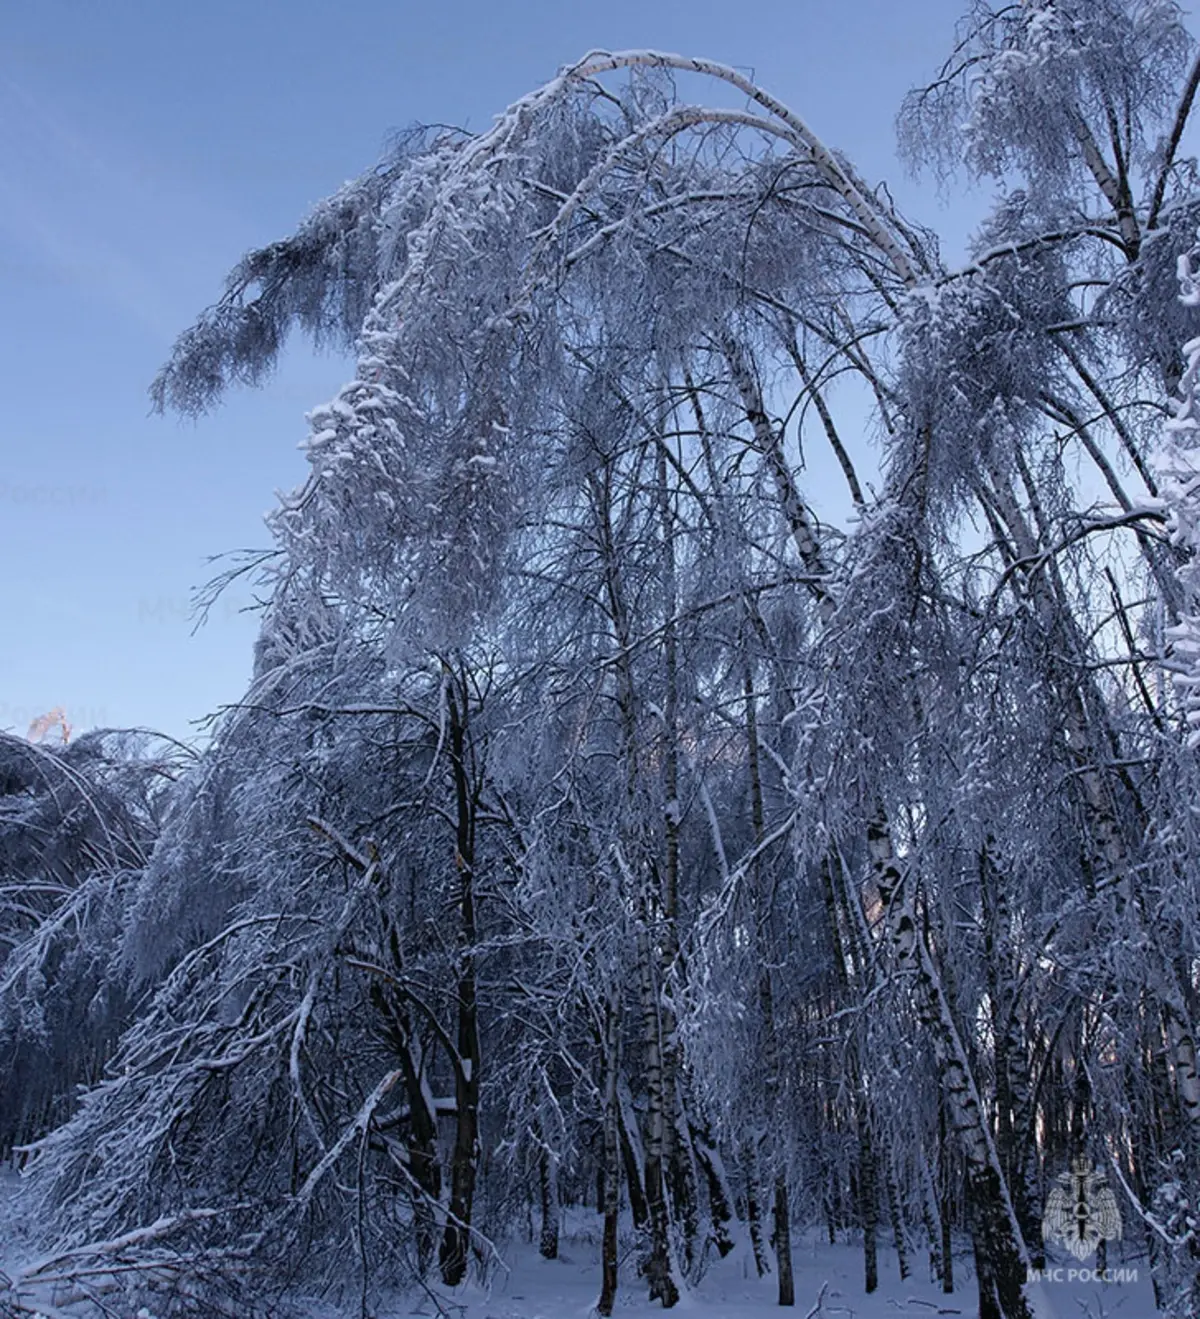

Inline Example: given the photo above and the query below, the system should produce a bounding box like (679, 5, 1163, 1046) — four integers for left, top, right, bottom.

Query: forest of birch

(8, 3, 1200, 1317)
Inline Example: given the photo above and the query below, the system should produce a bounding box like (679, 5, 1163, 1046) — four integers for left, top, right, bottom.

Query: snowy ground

(0, 1170, 1159, 1319)
(411, 1233, 1156, 1319)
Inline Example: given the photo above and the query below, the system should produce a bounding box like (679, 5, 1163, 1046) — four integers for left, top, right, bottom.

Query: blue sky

(1, 0, 989, 744)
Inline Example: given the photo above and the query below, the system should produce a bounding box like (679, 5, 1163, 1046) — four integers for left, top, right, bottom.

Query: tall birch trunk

(594, 460, 678, 1306)
(771, 1177, 794, 1307)
(868, 815, 1031, 1319)
(637, 918, 680, 1307)
(726, 333, 1030, 1314)
(886, 1161, 911, 1282)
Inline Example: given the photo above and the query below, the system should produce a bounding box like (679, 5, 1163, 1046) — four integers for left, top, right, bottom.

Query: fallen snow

(415, 1233, 1157, 1319)
(0, 1168, 1159, 1318)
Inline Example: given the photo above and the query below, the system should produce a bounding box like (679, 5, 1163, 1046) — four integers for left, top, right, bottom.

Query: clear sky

(2, 0, 991, 744)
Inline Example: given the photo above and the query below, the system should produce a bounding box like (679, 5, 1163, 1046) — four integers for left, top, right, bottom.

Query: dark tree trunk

(539, 1147, 560, 1260)
(858, 1103, 879, 1294)
(968, 1165, 1028, 1319)
(939, 1105, 955, 1295)
(657, 446, 699, 1277)
(438, 674, 481, 1288)
(941, 1205, 954, 1296)
(371, 873, 442, 1274)
(745, 1144, 769, 1278)
(638, 925, 680, 1308)
(618, 1082, 650, 1229)
(693, 1126, 736, 1258)
(980, 844, 1043, 1269)
(772, 1176, 794, 1306)
(919, 1153, 944, 1284)
(973, 1223, 1003, 1319)
(745, 661, 792, 1307)
(598, 999, 622, 1317)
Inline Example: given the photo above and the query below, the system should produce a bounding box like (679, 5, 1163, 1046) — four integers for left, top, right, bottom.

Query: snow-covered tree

(0, 729, 189, 1158)
(12, 8, 1200, 1319)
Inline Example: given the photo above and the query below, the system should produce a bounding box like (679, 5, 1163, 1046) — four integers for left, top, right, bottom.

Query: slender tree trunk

(941, 1206, 955, 1295)
(539, 1146, 560, 1260)
(657, 443, 699, 1275)
(980, 844, 1043, 1269)
(760, 968, 794, 1306)
(920, 1153, 943, 1283)
(744, 1143, 769, 1278)
(886, 1161, 911, 1282)
(594, 458, 679, 1308)
(745, 660, 793, 1306)
(772, 1176, 794, 1306)
(858, 1102, 879, 1294)
(692, 1126, 736, 1258)
(598, 997, 622, 1317)
(618, 1078, 650, 1229)
(723, 337, 834, 626)
(726, 334, 1032, 1312)
(667, 1101, 700, 1276)
(373, 880, 443, 1273)
(439, 673, 481, 1288)
(728, 334, 1026, 1316)
(403, 1045, 442, 1273)
(938, 1103, 955, 1295)
(637, 921, 680, 1307)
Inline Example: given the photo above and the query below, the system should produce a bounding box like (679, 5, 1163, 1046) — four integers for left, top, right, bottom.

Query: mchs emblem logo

(1042, 1157, 1123, 1261)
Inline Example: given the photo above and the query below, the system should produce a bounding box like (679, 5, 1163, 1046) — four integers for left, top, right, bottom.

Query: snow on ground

(0, 1170, 1158, 1319)
(404, 1231, 1156, 1319)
